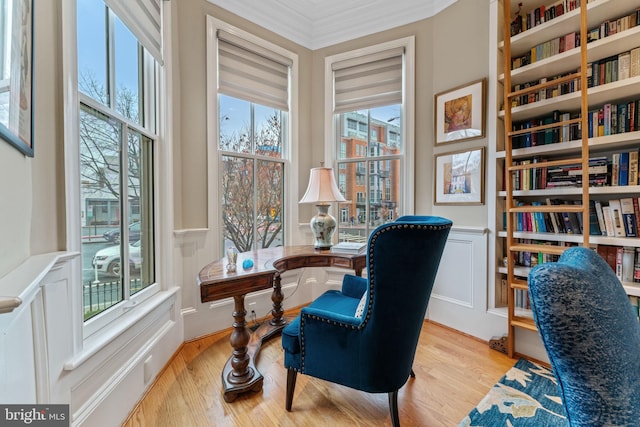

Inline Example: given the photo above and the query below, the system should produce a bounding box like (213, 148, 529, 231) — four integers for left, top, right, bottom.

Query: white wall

(429, 227, 506, 340)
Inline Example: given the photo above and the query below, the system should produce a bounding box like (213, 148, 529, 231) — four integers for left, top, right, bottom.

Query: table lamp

(299, 167, 347, 249)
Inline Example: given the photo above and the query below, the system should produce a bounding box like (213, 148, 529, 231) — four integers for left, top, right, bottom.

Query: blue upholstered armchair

(281, 216, 452, 426)
(528, 246, 640, 427)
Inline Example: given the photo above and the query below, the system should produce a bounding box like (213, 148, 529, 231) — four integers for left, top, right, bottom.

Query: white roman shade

(333, 47, 404, 113)
(217, 30, 292, 111)
(104, 0, 163, 63)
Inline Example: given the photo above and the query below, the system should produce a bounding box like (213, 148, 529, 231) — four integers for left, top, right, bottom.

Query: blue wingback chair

(528, 246, 640, 427)
(281, 216, 452, 426)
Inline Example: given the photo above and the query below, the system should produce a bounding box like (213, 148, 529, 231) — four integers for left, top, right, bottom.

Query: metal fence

(83, 278, 144, 319)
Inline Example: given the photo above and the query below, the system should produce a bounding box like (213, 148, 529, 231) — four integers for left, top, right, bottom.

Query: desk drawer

(200, 274, 274, 302)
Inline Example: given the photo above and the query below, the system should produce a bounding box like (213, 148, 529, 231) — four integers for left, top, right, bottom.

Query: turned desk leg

(228, 295, 253, 383)
(270, 272, 286, 326)
(221, 295, 263, 402)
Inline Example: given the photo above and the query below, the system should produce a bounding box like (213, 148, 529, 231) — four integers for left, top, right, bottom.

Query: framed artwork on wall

(434, 78, 486, 145)
(0, 0, 34, 157)
(434, 147, 485, 205)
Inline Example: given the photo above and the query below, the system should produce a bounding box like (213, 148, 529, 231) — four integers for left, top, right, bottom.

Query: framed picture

(434, 147, 485, 205)
(434, 78, 486, 145)
(0, 0, 34, 156)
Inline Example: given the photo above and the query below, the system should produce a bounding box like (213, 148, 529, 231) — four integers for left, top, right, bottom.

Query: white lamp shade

(299, 167, 348, 204)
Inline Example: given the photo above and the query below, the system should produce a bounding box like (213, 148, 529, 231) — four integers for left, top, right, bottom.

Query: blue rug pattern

(459, 359, 568, 427)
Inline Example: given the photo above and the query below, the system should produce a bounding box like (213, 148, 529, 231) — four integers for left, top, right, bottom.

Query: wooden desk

(198, 245, 366, 402)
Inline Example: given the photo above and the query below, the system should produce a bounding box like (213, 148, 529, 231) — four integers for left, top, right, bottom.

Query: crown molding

(207, 0, 458, 49)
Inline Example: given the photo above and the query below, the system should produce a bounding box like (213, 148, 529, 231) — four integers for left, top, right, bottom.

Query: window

(326, 38, 415, 240)
(212, 20, 295, 253)
(77, 0, 159, 328)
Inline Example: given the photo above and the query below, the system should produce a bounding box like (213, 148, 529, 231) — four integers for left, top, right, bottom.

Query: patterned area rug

(459, 359, 569, 427)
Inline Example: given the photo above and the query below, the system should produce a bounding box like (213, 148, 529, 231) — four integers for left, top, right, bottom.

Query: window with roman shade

(209, 18, 296, 254)
(332, 47, 404, 114)
(104, 0, 163, 63)
(217, 29, 292, 112)
(326, 38, 415, 242)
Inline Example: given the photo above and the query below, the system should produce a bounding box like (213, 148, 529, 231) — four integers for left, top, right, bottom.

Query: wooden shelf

(498, 185, 640, 198)
(511, 316, 537, 331)
(499, 0, 594, 358)
(498, 77, 640, 122)
(502, 26, 640, 86)
(500, 0, 640, 65)
(509, 243, 568, 255)
(495, 131, 640, 159)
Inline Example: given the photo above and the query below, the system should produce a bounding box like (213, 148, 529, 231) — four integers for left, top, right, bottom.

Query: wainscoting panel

(0, 251, 183, 427)
(0, 296, 38, 404)
(432, 236, 474, 308)
(428, 227, 507, 341)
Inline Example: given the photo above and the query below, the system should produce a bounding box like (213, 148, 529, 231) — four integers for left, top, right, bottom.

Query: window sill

(63, 287, 179, 371)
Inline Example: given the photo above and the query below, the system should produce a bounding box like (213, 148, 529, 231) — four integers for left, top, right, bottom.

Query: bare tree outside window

(219, 95, 285, 252)
(79, 71, 154, 320)
(79, 71, 140, 202)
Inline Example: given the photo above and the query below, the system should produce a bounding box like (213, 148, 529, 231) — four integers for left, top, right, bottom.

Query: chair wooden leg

(286, 369, 297, 411)
(388, 390, 400, 427)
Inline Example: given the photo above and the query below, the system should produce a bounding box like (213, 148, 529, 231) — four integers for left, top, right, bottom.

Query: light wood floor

(123, 317, 515, 427)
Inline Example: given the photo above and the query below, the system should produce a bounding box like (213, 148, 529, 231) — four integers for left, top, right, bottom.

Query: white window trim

(62, 0, 171, 351)
(206, 16, 300, 257)
(324, 37, 415, 216)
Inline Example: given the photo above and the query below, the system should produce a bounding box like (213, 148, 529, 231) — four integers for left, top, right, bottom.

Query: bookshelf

(496, 0, 640, 358)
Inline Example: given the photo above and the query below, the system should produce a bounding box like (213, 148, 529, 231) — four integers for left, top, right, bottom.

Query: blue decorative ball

(242, 259, 254, 269)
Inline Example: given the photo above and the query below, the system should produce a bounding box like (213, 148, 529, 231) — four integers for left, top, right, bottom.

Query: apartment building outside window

(326, 38, 415, 242)
(77, 0, 159, 331)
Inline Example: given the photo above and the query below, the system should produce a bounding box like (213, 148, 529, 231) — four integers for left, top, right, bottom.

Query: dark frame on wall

(434, 78, 486, 146)
(0, 0, 34, 157)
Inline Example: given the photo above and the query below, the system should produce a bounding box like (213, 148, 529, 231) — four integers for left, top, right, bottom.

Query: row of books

(513, 239, 566, 268)
(509, 196, 640, 238)
(611, 152, 639, 187)
(586, 8, 640, 40)
(511, 73, 580, 107)
(512, 101, 640, 150)
(509, 152, 638, 191)
(502, 241, 640, 278)
(586, 101, 640, 138)
(511, 47, 640, 108)
(512, 32, 579, 70)
(593, 198, 640, 238)
(547, 156, 610, 189)
(511, 111, 580, 148)
(510, 0, 584, 37)
(587, 49, 640, 88)
(496, 277, 547, 309)
(514, 289, 530, 310)
(510, 200, 586, 235)
(501, 263, 640, 311)
(595, 245, 639, 280)
(511, 5, 640, 71)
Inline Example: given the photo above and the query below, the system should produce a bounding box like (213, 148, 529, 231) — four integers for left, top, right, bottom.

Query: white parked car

(92, 240, 142, 276)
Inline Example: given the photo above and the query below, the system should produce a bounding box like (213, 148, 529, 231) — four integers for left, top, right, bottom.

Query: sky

(77, 0, 140, 105)
(75, 0, 401, 141)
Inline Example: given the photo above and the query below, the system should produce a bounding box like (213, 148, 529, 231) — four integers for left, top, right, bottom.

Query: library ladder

(501, 0, 591, 358)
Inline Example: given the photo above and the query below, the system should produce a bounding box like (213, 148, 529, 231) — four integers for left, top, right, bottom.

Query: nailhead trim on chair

(298, 222, 451, 373)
